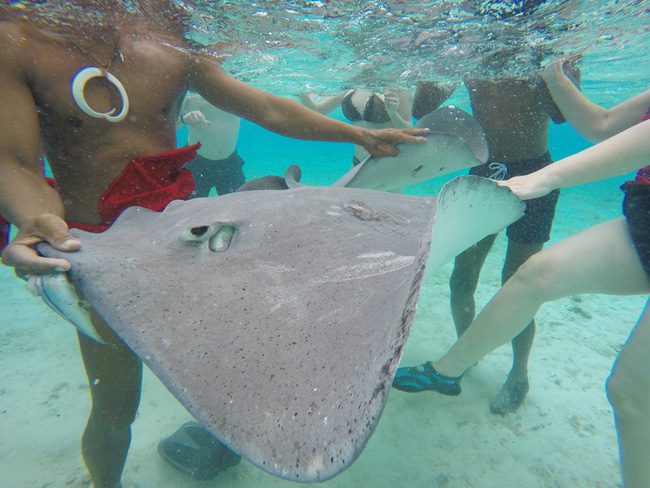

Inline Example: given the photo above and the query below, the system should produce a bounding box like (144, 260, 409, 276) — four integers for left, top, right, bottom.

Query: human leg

(395, 218, 649, 395)
(185, 156, 214, 198)
(394, 233, 496, 393)
(435, 218, 649, 377)
(157, 151, 247, 476)
(488, 154, 560, 412)
(606, 300, 650, 488)
(490, 240, 543, 414)
(78, 317, 142, 488)
(213, 151, 246, 196)
(447, 156, 554, 338)
(449, 233, 498, 337)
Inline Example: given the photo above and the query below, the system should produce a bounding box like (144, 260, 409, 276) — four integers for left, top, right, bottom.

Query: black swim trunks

(185, 150, 246, 198)
(621, 182, 650, 277)
(470, 152, 559, 243)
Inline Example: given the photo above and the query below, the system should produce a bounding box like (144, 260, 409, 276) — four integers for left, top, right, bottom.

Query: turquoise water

(1, 2, 650, 487)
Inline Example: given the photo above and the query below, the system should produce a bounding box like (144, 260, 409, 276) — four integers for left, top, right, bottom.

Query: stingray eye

(183, 224, 217, 243)
(190, 225, 209, 237)
(182, 223, 236, 250)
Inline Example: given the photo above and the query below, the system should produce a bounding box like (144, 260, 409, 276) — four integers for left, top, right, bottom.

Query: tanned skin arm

(188, 53, 428, 157)
(0, 23, 80, 273)
(542, 61, 650, 142)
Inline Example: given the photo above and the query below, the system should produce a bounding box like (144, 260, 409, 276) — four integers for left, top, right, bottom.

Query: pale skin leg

(436, 218, 650, 377)
(450, 234, 544, 413)
(440, 218, 650, 485)
(77, 314, 142, 488)
(606, 300, 650, 488)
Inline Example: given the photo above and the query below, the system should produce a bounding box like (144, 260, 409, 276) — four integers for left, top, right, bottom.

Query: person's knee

(506, 252, 560, 302)
(90, 397, 139, 430)
(450, 270, 478, 296)
(87, 375, 141, 429)
(450, 236, 496, 294)
(606, 362, 650, 416)
(450, 260, 481, 295)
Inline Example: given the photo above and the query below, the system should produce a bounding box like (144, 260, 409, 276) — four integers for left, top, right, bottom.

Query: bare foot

(489, 375, 529, 415)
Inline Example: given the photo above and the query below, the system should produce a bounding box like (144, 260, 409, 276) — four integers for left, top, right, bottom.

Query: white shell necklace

(70, 37, 129, 123)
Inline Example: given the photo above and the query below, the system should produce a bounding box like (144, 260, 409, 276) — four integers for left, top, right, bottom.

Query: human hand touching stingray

(1, 214, 80, 276)
(496, 172, 554, 201)
(359, 127, 429, 157)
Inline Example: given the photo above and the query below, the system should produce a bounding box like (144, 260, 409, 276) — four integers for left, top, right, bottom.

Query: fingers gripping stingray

(35, 177, 523, 482)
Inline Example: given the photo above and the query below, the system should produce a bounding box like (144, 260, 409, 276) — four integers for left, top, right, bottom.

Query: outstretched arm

(498, 120, 650, 200)
(297, 92, 345, 115)
(0, 23, 79, 273)
(542, 61, 650, 142)
(188, 53, 428, 157)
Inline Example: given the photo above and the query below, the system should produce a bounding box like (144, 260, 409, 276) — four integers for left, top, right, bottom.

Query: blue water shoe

(392, 362, 462, 396)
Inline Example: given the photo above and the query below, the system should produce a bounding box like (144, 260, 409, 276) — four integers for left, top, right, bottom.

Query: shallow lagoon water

(1, 1, 650, 487)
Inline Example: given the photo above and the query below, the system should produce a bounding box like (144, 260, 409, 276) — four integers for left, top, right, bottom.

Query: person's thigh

(186, 156, 214, 198)
(609, 299, 650, 393)
(214, 153, 246, 196)
(521, 218, 650, 300)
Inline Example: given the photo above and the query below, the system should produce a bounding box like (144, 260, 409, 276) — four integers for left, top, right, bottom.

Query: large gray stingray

(35, 176, 523, 482)
(317, 106, 489, 193)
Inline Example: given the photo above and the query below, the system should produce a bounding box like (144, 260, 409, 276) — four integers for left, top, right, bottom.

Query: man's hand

(359, 127, 429, 158)
(182, 110, 212, 128)
(1, 214, 81, 276)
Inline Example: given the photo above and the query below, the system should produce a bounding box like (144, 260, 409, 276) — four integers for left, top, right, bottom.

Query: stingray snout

(181, 222, 236, 252)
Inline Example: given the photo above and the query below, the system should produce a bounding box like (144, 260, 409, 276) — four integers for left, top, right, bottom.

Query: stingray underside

(333, 106, 489, 192)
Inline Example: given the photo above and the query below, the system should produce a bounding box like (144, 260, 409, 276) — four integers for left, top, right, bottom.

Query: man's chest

(29, 37, 188, 125)
(469, 81, 544, 118)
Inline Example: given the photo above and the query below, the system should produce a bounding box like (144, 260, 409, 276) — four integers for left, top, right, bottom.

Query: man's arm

(542, 60, 650, 142)
(188, 54, 427, 157)
(0, 23, 79, 273)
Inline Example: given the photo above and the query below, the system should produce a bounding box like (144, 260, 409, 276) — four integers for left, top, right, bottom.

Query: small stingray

(36, 176, 523, 482)
(325, 106, 488, 192)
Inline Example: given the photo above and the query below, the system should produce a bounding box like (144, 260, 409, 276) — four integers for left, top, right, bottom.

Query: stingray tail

(28, 273, 106, 344)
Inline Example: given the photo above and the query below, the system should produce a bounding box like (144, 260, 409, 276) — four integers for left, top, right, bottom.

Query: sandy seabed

(0, 177, 645, 488)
